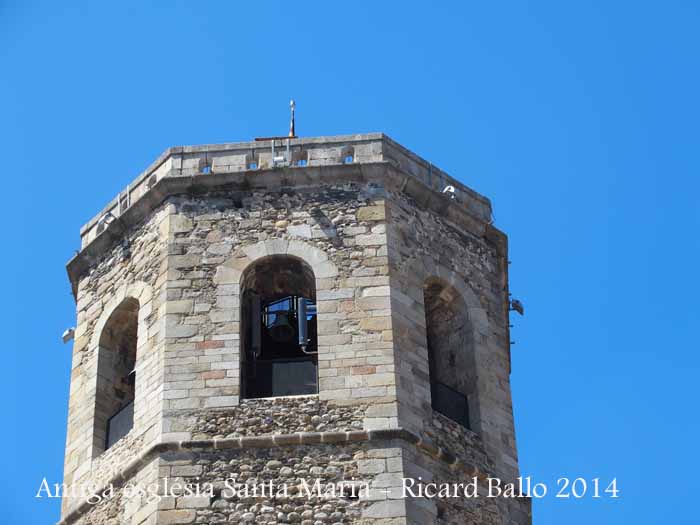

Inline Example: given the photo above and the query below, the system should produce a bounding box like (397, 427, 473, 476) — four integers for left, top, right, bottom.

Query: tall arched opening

(241, 256, 318, 398)
(423, 278, 477, 430)
(94, 297, 139, 455)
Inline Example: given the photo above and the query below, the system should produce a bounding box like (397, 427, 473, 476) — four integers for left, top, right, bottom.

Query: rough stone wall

(167, 397, 367, 440)
(63, 182, 407, 523)
(401, 443, 530, 525)
(426, 413, 492, 476)
(69, 457, 161, 525)
(156, 441, 406, 524)
(385, 188, 520, 482)
(160, 184, 399, 442)
(62, 205, 169, 517)
(150, 184, 408, 523)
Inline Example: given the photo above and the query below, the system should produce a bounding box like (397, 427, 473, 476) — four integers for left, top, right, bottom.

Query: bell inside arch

(267, 310, 295, 342)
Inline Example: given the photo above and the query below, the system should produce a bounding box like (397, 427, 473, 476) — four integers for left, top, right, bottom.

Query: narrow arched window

(94, 298, 139, 454)
(423, 279, 476, 430)
(241, 256, 318, 398)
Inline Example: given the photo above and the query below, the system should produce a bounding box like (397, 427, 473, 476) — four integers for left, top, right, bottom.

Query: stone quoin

(60, 133, 531, 524)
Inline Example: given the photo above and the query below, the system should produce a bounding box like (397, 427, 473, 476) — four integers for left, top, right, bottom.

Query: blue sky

(2, 2, 698, 523)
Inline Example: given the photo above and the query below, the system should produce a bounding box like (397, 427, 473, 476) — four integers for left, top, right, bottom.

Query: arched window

(423, 279, 476, 430)
(94, 297, 139, 454)
(241, 256, 318, 398)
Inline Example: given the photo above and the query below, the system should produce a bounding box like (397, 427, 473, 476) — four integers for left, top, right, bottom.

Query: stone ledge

(57, 427, 490, 525)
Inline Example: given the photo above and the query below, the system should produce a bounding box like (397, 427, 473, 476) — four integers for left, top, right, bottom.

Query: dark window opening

(242, 257, 318, 398)
(105, 400, 134, 449)
(424, 279, 476, 430)
(94, 297, 139, 455)
(430, 381, 469, 429)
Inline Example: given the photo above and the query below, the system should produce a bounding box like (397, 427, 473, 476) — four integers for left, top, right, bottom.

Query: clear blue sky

(3, 2, 698, 523)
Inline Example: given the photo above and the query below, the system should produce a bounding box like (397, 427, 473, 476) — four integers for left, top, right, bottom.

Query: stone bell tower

(60, 133, 531, 524)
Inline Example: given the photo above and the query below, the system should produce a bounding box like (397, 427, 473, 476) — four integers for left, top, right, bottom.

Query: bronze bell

(268, 311, 295, 342)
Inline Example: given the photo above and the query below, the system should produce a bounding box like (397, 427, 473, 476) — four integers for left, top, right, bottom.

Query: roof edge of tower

(67, 134, 501, 297)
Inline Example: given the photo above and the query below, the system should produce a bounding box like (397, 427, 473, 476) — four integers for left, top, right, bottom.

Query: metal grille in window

(431, 381, 470, 429)
(245, 295, 318, 398)
(105, 401, 134, 449)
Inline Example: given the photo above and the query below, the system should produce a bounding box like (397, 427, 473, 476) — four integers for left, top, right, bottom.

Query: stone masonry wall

(385, 187, 521, 482)
(401, 443, 530, 525)
(63, 204, 170, 517)
(156, 441, 407, 524)
(167, 397, 367, 440)
(160, 183, 399, 443)
(426, 413, 493, 476)
(67, 451, 161, 525)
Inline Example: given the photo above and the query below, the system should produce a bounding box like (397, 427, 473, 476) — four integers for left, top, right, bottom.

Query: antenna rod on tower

(289, 99, 296, 138)
(255, 100, 298, 142)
